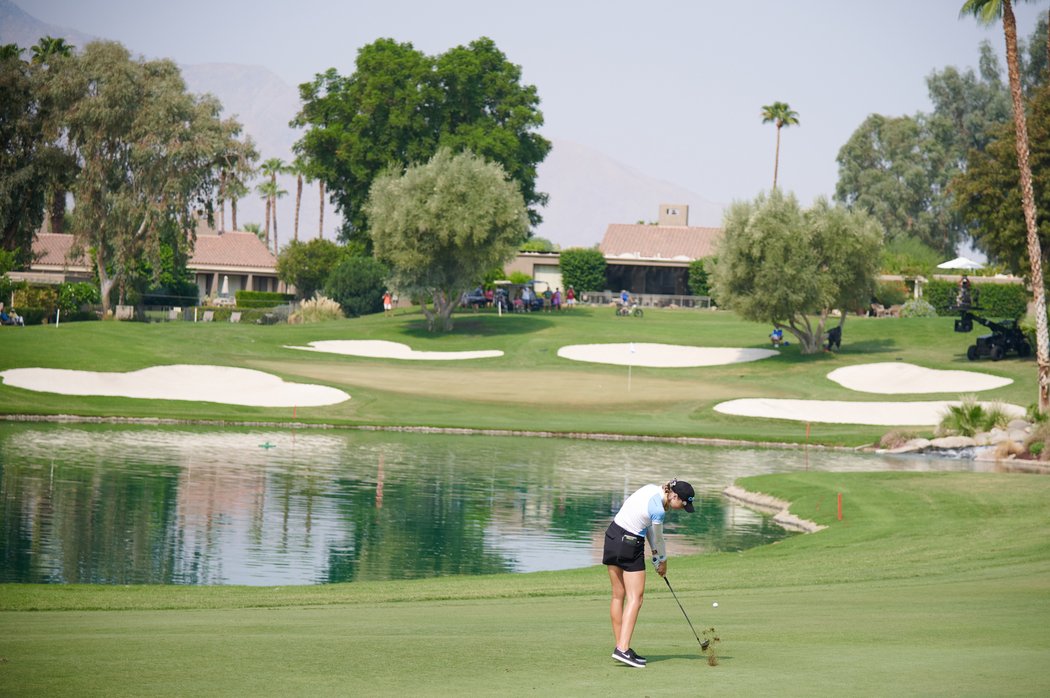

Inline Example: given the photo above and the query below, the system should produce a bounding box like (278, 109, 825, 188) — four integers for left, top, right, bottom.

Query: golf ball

(712, 602, 719, 607)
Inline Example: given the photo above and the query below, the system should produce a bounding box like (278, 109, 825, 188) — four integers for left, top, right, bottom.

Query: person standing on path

(602, 479, 695, 668)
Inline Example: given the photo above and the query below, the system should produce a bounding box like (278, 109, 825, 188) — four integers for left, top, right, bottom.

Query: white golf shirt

(613, 484, 668, 566)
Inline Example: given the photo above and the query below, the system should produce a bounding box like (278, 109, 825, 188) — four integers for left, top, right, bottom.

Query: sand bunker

(286, 340, 502, 361)
(827, 362, 1012, 394)
(557, 343, 778, 368)
(713, 398, 1025, 426)
(0, 365, 350, 407)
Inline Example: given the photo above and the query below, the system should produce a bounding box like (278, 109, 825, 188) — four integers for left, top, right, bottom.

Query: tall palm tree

(256, 179, 287, 254)
(962, 0, 1049, 411)
(259, 157, 287, 249)
(289, 161, 307, 243)
(319, 179, 325, 240)
(257, 180, 274, 248)
(761, 102, 800, 191)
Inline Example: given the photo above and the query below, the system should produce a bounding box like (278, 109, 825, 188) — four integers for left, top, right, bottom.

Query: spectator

(543, 287, 552, 312)
(0, 302, 24, 326)
(552, 288, 561, 311)
(769, 327, 783, 348)
(565, 286, 576, 309)
(825, 325, 842, 351)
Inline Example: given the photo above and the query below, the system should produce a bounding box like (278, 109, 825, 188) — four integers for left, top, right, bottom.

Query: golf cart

(954, 309, 1031, 361)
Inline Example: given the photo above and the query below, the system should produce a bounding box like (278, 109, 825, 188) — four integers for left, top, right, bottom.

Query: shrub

(324, 256, 388, 317)
(899, 298, 937, 318)
(937, 395, 1011, 437)
(507, 271, 532, 284)
(56, 282, 101, 314)
(290, 294, 344, 323)
(879, 430, 918, 449)
(874, 280, 909, 306)
(687, 258, 713, 297)
(558, 247, 607, 292)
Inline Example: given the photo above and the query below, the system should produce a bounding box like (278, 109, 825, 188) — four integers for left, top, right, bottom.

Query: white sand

(714, 398, 1025, 426)
(0, 365, 350, 407)
(827, 362, 1012, 394)
(557, 343, 778, 367)
(286, 340, 502, 361)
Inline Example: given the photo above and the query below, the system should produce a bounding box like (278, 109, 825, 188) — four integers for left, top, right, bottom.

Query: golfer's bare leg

(608, 565, 625, 642)
(616, 569, 646, 651)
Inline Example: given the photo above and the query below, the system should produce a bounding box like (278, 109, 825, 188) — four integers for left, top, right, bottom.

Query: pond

(0, 423, 990, 586)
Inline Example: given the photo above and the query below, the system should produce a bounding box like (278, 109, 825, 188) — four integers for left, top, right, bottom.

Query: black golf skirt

(602, 521, 645, 572)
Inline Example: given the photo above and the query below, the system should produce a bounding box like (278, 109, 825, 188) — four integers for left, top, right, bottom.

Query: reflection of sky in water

(0, 424, 997, 586)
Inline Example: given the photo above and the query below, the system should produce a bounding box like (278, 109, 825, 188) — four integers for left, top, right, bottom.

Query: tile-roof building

(505, 204, 723, 297)
(20, 223, 284, 300)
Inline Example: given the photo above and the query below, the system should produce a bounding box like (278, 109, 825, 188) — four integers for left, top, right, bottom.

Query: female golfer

(603, 478, 695, 668)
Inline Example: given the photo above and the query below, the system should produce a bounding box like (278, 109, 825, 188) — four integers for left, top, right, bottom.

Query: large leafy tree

(835, 113, 961, 254)
(760, 102, 799, 190)
(961, 0, 1049, 412)
(952, 84, 1049, 272)
(294, 37, 550, 252)
(366, 148, 528, 332)
(0, 44, 48, 264)
(712, 191, 883, 354)
(835, 24, 1045, 259)
(47, 41, 241, 315)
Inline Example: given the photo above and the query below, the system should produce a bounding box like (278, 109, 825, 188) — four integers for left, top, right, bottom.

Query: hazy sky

(20, 0, 1049, 210)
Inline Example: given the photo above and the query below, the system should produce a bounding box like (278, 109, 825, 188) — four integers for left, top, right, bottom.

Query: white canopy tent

(937, 256, 985, 270)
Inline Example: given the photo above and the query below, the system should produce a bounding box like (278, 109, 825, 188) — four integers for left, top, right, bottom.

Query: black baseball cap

(671, 480, 696, 512)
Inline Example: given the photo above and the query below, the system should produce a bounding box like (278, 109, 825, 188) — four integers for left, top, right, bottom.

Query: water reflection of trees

(0, 450, 180, 584)
(1, 425, 798, 585)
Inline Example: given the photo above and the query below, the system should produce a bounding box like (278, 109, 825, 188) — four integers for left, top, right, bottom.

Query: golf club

(664, 576, 709, 651)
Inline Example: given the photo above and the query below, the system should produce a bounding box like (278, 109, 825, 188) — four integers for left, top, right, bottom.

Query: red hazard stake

(837, 492, 843, 521)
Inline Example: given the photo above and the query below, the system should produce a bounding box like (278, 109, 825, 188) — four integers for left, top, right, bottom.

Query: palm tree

(318, 179, 325, 240)
(259, 157, 287, 249)
(761, 102, 800, 190)
(0, 44, 22, 60)
(962, 0, 1049, 412)
(256, 179, 287, 254)
(30, 36, 72, 65)
(289, 161, 307, 243)
(257, 181, 274, 248)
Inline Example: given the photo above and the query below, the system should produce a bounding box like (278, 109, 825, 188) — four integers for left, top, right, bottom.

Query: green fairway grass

(2, 472, 1048, 696)
(0, 307, 1039, 446)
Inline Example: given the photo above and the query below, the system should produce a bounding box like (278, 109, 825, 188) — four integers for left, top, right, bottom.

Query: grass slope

(2, 472, 1048, 696)
(0, 307, 1038, 446)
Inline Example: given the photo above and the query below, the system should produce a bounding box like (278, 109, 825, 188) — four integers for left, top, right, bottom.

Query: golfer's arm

(646, 523, 667, 565)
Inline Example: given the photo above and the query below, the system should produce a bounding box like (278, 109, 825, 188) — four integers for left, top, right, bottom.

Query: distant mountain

(3, 0, 725, 249)
(0, 0, 96, 52)
(536, 139, 725, 248)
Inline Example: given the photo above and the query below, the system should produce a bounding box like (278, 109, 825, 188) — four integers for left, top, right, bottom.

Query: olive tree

(712, 191, 883, 354)
(365, 148, 528, 331)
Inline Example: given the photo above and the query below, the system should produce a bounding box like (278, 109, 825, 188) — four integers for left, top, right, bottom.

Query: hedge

(234, 291, 295, 308)
(925, 279, 1028, 318)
